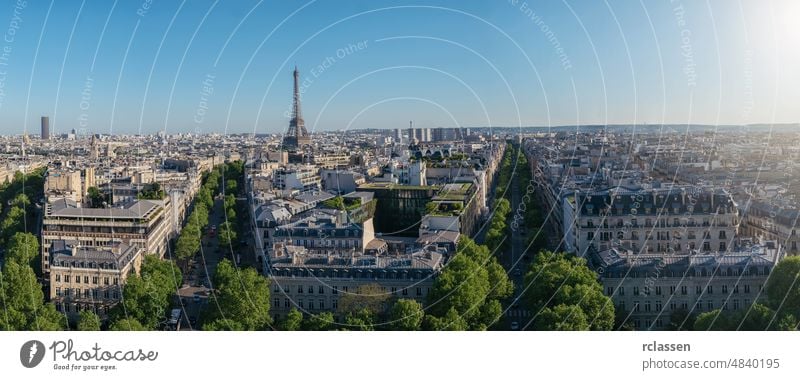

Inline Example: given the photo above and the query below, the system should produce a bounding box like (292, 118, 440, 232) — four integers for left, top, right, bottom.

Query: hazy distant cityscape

(0, 66, 797, 332)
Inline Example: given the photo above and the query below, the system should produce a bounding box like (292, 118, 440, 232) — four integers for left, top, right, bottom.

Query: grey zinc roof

(47, 198, 162, 219)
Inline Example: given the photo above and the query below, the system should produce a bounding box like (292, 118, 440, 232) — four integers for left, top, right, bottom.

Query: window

(619, 287, 625, 296)
(719, 242, 726, 251)
(75, 276, 81, 284)
(274, 299, 280, 309)
(733, 285, 739, 294)
(633, 287, 640, 296)
(655, 286, 662, 295)
(707, 300, 713, 310)
(56, 274, 61, 282)
(733, 299, 740, 310)
(274, 285, 280, 293)
(309, 301, 314, 310)
(56, 287, 62, 296)
(298, 286, 303, 294)
(655, 301, 662, 311)
(619, 301, 626, 311)
(644, 301, 651, 312)
(332, 299, 338, 309)
(669, 286, 676, 295)
(607, 287, 613, 296)
(634, 302, 640, 312)
(308, 286, 314, 294)
(319, 300, 324, 309)
(319, 286, 324, 294)
(695, 286, 702, 295)
(744, 285, 750, 293)
(299, 300, 304, 308)
(84, 276, 89, 284)
(416, 288, 422, 296)
(681, 302, 688, 309)
(707, 286, 713, 294)
(333, 286, 338, 295)
(103, 277, 109, 285)
(670, 302, 676, 311)
(681, 286, 687, 295)
(92, 276, 98, 284)
(284, 299, 290, 308)
(722, 285, 728, 294)
(402, 288, 408, 295)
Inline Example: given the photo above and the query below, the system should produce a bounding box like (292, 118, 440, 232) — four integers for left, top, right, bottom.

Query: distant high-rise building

(41, 116, 50, 140)
(282, 67, 311, 150)
(394, 128, 403, 144)
(431, 127, 464, 142)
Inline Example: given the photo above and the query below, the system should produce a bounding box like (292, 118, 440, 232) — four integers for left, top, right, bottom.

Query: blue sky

(0, 0, 797, 135)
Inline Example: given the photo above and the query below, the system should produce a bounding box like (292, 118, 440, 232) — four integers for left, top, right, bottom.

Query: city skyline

(0, 0, 796, 136)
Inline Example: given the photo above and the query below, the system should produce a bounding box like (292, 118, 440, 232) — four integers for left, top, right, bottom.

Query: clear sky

(0, 0, 797, 135)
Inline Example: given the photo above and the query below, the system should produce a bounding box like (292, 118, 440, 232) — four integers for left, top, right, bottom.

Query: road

(175, 194, 257, 330)
(503, 151, 533, 330)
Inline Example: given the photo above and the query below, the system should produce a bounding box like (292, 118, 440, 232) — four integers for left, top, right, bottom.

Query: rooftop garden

(425, 201, 464, 216)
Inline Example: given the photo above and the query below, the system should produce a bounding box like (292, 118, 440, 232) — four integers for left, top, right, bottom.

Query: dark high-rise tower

(41, 116, 50, 140)
(283, 67, 311, 149)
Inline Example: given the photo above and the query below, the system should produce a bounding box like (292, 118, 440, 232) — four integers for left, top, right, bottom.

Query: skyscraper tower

(41, 116, 50, 140)
(283, 67, 311, 149)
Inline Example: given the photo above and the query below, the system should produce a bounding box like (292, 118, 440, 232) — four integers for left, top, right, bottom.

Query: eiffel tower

(283, 67, 311, 149)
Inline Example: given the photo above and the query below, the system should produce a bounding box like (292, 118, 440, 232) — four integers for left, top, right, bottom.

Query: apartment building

(569, 186, 739, 256)
(41, 198, 171, 274)
(48, 240, 144, 320)
(589, 241, 782, 330)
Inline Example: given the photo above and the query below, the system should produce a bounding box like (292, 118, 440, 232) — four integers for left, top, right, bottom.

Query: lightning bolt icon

(28, 342, 37, 363)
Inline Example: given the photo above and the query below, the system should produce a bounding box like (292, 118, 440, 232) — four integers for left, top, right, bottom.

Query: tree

(0, 261, 66, 330)
(197, 187, 213, 210)
(111, 255, 182, 329)
(534, 304, 590, 330)
(766, 256, 800, 319)
(202, 318, 245, 331)
(218, 221, 237, 248)
(667, 308, 695, 331)
(77, 310, 102, 331)
(225, 179, 238, 195)
(303, 312, 335, 331)
(523, 251, 614, 330)
(281, 308, 304, 331)
(343, 309, 375, 331)
(389, 299, 424, 330)
(138, 182, 165, 200)
(109, 318, 147, 331)
(175, 223, 201, 262)
(426, 237, 512, 330)
(6, 232, 40, 268)
(694, 303, 797, 331)
(338, 283, 390, 318)
(0, 206, 25, 243)
(424, 307, 469, 331)
(87, 186, 107, 208)
(203, 259, 271, 330)
(694, 309, 727, 331)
